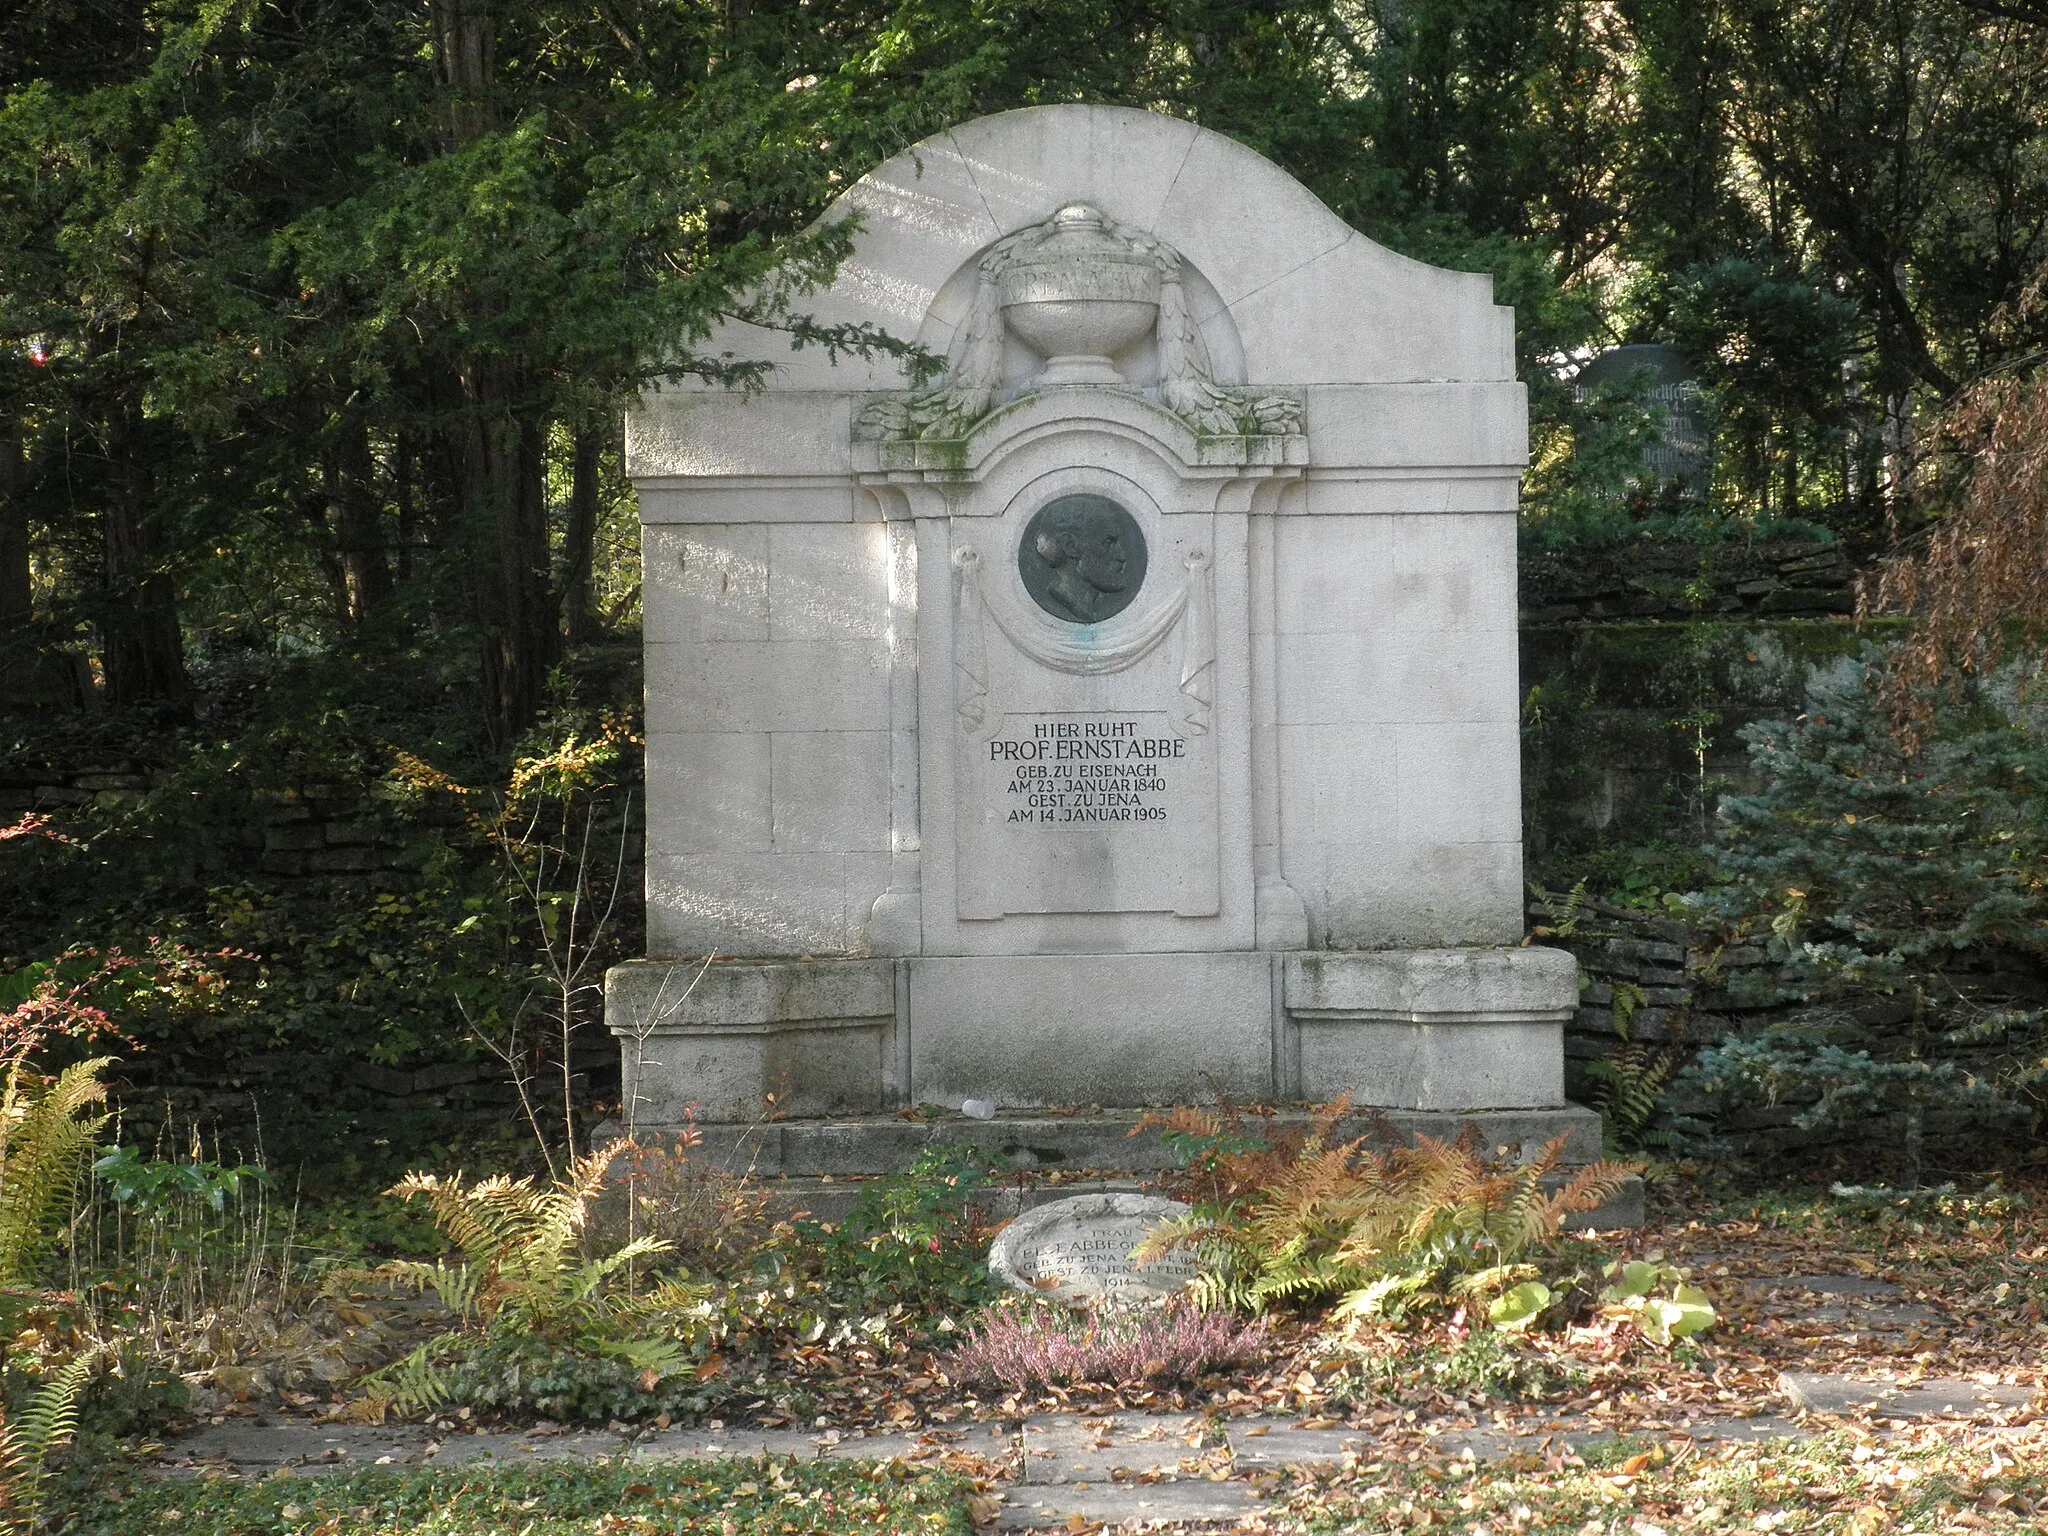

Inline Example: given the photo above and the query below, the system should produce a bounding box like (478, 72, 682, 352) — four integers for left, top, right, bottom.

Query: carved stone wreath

(855, 203, 1304, 443)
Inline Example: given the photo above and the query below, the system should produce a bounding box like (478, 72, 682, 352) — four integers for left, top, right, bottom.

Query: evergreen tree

(1682, 654, 2048, 1173)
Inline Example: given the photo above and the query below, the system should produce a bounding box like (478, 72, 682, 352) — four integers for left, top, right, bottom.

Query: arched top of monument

(680, 105, 1514, 393)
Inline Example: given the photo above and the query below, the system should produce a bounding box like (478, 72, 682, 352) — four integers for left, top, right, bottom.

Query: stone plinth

(1285, 948, 1576, 1110)
(608, 959, 894, 1123)
(611, 947, 1576, 1121)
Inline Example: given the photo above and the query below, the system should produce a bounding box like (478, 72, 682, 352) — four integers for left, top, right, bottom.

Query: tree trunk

(432, 0, 495, 141)
(560, 422, 603, 644)
(464, 363, 554, 739)
(434, 0, 554, 737)
(394, 432, 417, 582)
(100, 415, 186, 705)
(328, 417, 391, 627)
(0, 423, 28, 629)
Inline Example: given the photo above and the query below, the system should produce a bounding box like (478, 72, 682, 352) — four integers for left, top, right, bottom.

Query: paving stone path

(151, 1371, 2032, 1530)
(146, 1270, 2042, 1529)
(1745, 1273, 1944, 1338)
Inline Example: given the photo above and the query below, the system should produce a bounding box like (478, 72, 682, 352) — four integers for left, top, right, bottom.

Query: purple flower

(944, 1299, 1271, 1395)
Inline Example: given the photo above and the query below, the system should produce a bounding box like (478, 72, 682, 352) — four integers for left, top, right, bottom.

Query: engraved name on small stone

(1018, 1224, 1200, 1292)
(987, 1193, 1198, 1303)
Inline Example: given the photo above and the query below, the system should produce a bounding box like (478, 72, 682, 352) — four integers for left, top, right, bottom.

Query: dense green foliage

(5, 0, 2044, 707)
(1678, 655, 2048, 1171)
(1, 672, 640, 1176)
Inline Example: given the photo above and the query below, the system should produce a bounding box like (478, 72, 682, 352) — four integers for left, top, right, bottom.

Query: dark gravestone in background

(1573, 344, 1709, 497)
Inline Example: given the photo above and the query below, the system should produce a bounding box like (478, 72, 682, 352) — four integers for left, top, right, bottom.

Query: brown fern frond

(1543, 1158, 1642, 1225)
(1133, 1105, 1223, 1142)
(1143, 1095, 1637, 1324)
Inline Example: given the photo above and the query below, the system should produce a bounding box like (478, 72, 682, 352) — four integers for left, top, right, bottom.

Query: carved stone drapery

(954, 543, 1215, 737)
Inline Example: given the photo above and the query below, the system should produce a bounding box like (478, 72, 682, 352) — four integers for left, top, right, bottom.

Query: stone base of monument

(592, 1104, 1644, 1230)
(607, 945, 1581, 1121)
(602, 943, 1639, 1225)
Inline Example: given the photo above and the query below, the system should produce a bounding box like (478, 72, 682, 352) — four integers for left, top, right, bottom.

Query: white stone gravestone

(987, 1194, 1199, 1304)
(607, 105, 1581, 1137)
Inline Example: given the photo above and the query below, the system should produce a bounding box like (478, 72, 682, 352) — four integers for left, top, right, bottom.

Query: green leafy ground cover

(57, 1458, 973, 1536)
(51, 1430, 2048, 1536)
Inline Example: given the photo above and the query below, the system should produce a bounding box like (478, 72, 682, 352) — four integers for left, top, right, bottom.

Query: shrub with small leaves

(1331, 1330, 1582, 1406)
(794, 1145, 999, 1317)
(944, 1296, 1271, 1396)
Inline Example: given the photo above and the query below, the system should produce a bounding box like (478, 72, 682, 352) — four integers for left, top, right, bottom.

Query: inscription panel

(959, 709, 1217, 917)
(1015, 1223, 1201, 1295)
(990, 712, 1183, 826)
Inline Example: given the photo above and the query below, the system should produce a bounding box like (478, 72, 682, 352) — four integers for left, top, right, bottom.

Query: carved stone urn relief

(853, 206, 1311, 943)
(856, 202, 1304, 445)
(996, 204, 1163, 386)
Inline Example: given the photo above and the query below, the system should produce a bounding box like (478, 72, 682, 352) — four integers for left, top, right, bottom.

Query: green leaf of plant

(1486, 1280, 1553, 1330)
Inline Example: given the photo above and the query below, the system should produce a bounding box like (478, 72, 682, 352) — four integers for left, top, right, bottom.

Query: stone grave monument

(608, 104, 1599, 1190)
(1572, 343, 1709, 496)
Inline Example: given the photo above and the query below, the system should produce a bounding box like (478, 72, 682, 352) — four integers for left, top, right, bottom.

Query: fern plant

(1136, 1099, 1638, 1326)
(344, 1142, 707, 1417)
(1583, 972, 1684, 1158)
(0, 1057, 111, 1284)
(0, 1352, 95, 1535)
(1587, 1044, 1681, 1156)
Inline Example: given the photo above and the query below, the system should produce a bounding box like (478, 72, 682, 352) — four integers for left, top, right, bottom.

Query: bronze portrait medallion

(1018, 494, 1147, 625)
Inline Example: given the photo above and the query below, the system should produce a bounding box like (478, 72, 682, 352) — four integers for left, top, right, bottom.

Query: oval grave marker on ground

(988, 1193, 1199, 1303)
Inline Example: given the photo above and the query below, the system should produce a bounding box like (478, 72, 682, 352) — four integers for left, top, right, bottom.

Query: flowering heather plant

(945, 1296, 1271, 1396)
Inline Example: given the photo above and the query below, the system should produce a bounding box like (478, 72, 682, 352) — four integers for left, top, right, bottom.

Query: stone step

(756, 1173, 1147, 1223)
(735, 1168, 1644, 1230)
(605, 1104, 1641, 1229)
(618, 1104, 1607, 1179)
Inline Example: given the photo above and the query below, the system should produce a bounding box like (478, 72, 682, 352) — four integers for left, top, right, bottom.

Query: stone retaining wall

(1, 763, 418, 880)
(1519, 617, 1899, 872)
(1520, 539, 1855, 625)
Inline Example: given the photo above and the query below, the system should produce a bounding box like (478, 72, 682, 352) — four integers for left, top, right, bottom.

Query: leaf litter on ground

(176, 1171, 2045, 1460)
